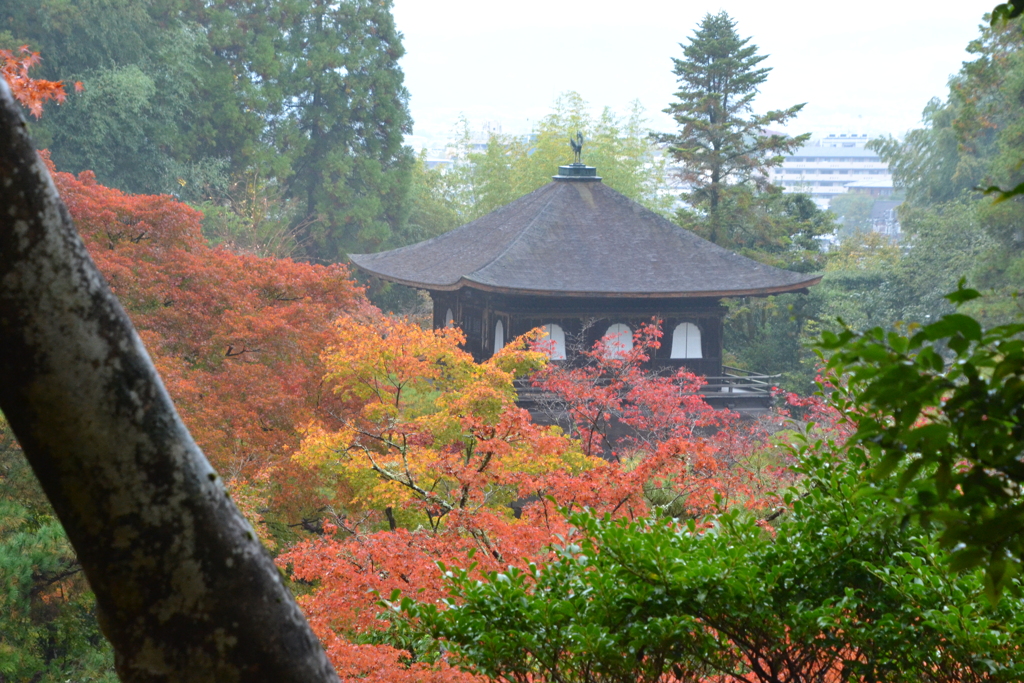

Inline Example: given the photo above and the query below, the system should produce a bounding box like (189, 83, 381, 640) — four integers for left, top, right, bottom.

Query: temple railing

(515, 366, 781, 411)
(693, 366, 780, 398)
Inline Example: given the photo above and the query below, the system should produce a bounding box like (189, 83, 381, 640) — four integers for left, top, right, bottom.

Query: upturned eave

(348, 262, 822, 299)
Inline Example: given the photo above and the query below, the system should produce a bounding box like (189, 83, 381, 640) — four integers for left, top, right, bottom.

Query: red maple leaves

(1, 46, 81, 118)
(275, 318, 808, 679)
(44, 154, 369, 543)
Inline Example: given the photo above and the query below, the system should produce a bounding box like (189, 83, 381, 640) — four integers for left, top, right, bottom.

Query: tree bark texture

(0, 81, 338, 682)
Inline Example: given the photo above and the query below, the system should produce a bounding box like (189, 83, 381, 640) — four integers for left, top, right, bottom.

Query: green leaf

(948, 545, 988, 572)
(859, 344, 892, 363)
(916, 346, 945, 372)
(925, 314, 983, 342)
(990, 4, 1012, 25)
(948, 335, 970, 355)
(944, 279, 982, 304)
(983, 559, 1019, 604)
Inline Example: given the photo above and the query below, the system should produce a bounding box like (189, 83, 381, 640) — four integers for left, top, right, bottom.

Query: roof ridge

(465, 183, 562, 281)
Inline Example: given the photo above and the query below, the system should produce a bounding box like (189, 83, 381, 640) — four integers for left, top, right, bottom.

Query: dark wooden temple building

(351, 163, 820, 393)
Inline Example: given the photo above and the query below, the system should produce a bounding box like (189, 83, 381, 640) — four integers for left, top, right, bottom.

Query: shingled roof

(350, 177, 821, 298)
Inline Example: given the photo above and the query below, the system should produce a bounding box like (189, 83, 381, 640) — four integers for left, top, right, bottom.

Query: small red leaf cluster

(1, 46, 80, 118)
(529, 321, 800, 514)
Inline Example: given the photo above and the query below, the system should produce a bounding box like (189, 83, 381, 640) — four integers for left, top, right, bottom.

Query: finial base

(553, 164, 601, 181)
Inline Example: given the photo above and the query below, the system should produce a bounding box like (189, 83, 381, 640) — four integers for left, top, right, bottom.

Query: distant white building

(771, 134, 894, 210)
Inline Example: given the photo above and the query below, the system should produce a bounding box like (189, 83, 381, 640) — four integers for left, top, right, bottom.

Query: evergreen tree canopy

(656, 13, 829, 392)
(217, 0, 414, 258)
(1, 0, 414, 261)
(660, 11, 809, 245)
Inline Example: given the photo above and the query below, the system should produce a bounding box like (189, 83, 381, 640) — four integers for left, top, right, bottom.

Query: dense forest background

(2, 1, 1024, 680)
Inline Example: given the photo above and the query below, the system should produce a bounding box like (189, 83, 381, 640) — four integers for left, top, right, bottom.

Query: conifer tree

(267, 0, 414, 258)
(660, 12, 808, 245)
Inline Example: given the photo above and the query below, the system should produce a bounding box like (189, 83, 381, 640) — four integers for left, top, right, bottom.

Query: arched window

(543, 324, 566, 360)
(604, 323, 633, 359)
(671, 322, 702, 359)
(494, 320, 505, 354)
(444, 308, 454, 327)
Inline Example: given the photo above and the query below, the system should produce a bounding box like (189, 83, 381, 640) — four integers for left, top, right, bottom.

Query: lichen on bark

(0, 79, 338, 682)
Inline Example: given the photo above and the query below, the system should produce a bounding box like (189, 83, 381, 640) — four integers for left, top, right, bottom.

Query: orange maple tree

(279, 318, 596, 667)
(42, 155, 370, 541)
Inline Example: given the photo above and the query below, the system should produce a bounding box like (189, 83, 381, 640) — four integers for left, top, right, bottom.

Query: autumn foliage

(5, 34, 1018, 683)
(25, 150, 803, 681)
(274, 318, 801, 680)
(529, 322, 796, 514)
(6, 48, 809, 680)
(1, 46, 80, 118)
(39, 154, 369, 544)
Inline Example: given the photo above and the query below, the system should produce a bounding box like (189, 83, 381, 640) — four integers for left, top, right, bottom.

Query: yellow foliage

(293, 316, 595, 529)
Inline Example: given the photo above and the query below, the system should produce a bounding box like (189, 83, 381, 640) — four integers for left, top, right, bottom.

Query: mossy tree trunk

(0, 80, 337, 682)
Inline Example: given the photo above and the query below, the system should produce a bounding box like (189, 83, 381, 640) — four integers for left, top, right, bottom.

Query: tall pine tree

(660, 12, 808, 246)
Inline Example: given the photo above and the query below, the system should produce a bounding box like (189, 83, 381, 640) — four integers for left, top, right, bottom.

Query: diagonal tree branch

(0, 79, 337, 682)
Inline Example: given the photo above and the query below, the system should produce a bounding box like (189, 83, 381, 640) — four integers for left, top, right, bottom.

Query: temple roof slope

(350, 179, 821, 298)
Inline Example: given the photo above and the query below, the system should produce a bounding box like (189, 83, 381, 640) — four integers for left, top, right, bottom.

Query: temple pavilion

(350, 163, 820, 386)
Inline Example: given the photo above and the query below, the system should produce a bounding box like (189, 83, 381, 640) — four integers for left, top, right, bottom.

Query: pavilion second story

(431, 287, 726, 378)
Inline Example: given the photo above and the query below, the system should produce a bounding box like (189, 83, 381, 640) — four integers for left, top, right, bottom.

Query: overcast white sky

(392, 0, 994, 147)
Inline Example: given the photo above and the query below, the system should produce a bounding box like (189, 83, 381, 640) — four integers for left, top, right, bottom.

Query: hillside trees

(829, 192, 876, 236)
(0, 77, 339, 680)
(1, 0, 242, 196)
(988, 1, 1024, 200)
(719, 12, 1024, 387)
(868, 13, 1024, 325)
(751, 12, 1024, 393)
(871, 15, 1024, 209)
(201, 0, 415, 260)
(2, 0, 414, 261)
(219, 0, 414, 258)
